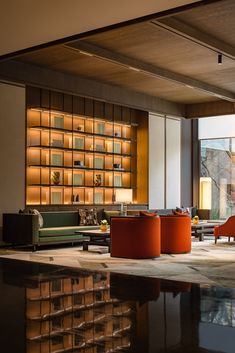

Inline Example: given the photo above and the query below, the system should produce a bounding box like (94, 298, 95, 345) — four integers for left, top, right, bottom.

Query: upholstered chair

(160, 215, 191, 254)
(214, 215, 235, 244)
(110, 216, 161, 259)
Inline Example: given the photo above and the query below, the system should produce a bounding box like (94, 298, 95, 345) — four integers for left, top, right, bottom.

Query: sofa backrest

(41, 211, 79, 228)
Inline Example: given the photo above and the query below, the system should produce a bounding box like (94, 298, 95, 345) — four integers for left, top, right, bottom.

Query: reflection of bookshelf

(26, 272, 133, 353)
(26, 87, 148, 205)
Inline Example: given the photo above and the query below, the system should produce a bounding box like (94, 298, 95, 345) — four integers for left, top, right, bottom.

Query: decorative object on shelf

(74, 160, 84, 167)
(100, 219, 108, 232)
(51, 191, 62, 204)
(53, 115, 64, 129)
(97, 123, 105, 135)
(74, 137, 84, 149)
(192, 215, 199, 225)
(94, 157, 104, 169)
(51, 171, 61, 185)
(114, 142, 121, 153)
(73, 173, 83, 186)
(114, 175, 122, 187)
(94, 174, 102, 186)
(71, 194, 80, 203)
(51, 139, 63, 147)
(76, 125, 83, 131)
(115, 189, 133, 216)
(95, 144, 104, 152)
(113, 163, 121, 169)
(94, 192, 103, 204)
(114, 131, 121, 137)
(52, 153, 63, 166)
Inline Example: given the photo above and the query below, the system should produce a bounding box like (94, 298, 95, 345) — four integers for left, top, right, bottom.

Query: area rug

(1, 238, 235, 288)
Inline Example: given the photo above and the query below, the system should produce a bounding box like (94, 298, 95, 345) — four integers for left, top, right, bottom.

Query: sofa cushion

(39, 225, 100, 237)
(103, 211, 120, 224)
(41, 212, 79, 228)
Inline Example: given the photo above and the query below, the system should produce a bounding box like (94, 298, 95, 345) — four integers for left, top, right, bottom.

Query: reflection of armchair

(110, 216, 160, 258)
(214, 216, 235, 244)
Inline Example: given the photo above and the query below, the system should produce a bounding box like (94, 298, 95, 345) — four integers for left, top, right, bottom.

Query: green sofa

(3, 211, 101, 250)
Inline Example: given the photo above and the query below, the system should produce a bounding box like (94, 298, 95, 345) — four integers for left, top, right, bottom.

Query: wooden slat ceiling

(16, 0, 235, 105)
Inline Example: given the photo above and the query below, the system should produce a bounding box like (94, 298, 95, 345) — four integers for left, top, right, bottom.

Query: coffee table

(191, 220, 224, 241)
(76, 229, 110, 252)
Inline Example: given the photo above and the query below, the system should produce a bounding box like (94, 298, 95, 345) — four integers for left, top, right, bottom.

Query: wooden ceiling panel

(175, 0, 235, 47)
(85, 22, 234, 80)
(16, 0, 235, 106)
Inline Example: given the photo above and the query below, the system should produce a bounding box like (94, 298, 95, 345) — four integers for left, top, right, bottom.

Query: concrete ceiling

(0, 0, 199, 56)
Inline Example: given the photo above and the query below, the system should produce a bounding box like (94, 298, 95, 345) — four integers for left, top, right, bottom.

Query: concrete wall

(0, 82, 25, 239)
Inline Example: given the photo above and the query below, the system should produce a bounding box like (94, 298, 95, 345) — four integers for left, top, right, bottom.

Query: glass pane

(200, 138, 233, 219)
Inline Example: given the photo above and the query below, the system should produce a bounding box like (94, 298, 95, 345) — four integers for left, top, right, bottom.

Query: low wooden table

(76, 229, 111, 252)
(191, 220, 224, 241)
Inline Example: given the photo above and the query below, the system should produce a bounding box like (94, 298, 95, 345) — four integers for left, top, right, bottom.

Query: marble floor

(1, 237, 235, 288)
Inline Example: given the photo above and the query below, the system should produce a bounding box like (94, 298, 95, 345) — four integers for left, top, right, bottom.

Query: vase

(100, 224, 107, 232)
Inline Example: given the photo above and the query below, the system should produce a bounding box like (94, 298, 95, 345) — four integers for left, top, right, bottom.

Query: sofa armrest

(3, 213, 39, 245)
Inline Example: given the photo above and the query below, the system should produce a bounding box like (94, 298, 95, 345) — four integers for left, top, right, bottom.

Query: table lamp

(115, 189, 133, 216)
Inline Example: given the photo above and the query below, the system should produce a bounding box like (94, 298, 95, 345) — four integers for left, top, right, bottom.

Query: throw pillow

(139, 210, 158, 217)
(78, 209, 98, 225)
(31, 209, 44, 228)
(175, 206, 188, 213)
(173, 211, 190, 217)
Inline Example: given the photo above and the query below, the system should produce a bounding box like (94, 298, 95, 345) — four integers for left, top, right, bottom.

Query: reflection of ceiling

(10, 0, 235, 105)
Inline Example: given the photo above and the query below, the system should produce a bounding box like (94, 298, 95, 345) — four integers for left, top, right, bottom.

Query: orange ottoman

(160, 215, 191, 254)
(111, 216, 161, 259)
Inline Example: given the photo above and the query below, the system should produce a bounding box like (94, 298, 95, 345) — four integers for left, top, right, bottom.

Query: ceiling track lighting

(218, 53, 222, 65)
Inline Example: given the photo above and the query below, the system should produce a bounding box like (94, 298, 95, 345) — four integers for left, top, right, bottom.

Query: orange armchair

(110, 216, 160, 259)
(214, 216, 235, 244)
(160, 215, 191, 254)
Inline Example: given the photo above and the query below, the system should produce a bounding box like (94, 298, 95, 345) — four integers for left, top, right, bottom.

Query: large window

(199, 115, 235, 219)
(200, 138, 235, 219)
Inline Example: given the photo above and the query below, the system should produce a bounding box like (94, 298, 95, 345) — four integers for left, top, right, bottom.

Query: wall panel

(166, 118, 181, 208)
(0, 82, 25, 236)
(149, 114, 165, 209)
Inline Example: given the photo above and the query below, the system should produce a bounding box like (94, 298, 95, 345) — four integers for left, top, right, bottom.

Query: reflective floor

(0, 258, 235, 353)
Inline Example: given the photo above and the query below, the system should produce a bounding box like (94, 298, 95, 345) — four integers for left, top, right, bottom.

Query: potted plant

(100, 219, 108, 232)
(192, 215, 199, 225)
